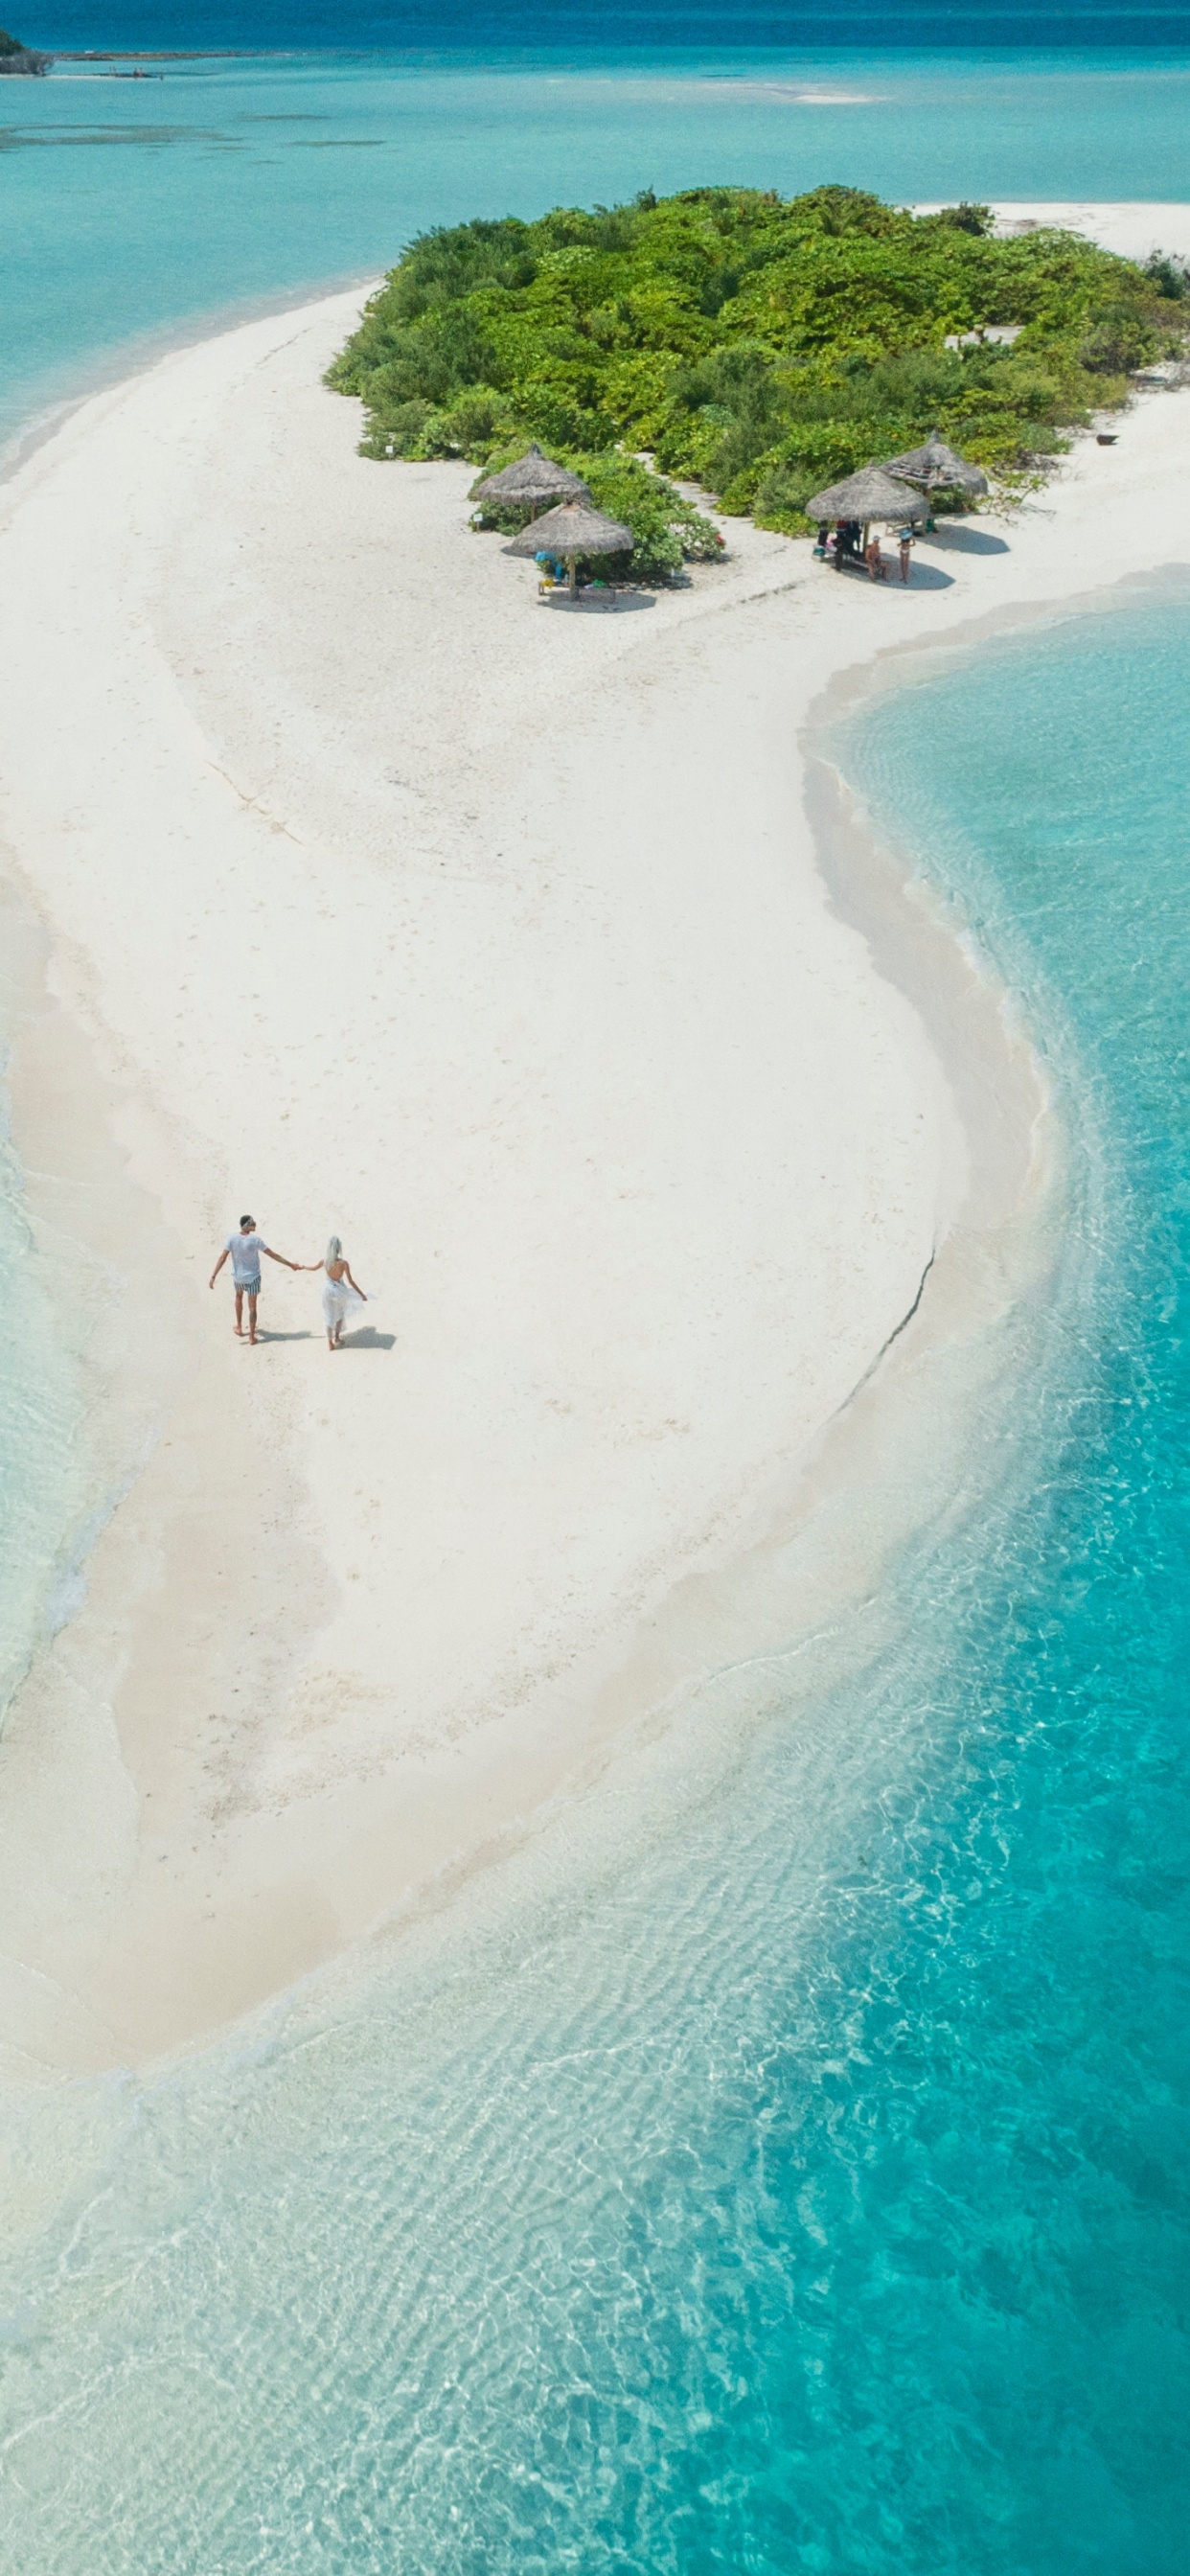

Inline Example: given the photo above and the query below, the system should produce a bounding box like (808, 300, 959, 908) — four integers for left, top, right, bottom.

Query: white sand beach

(988, 201, 1190, 263)
(1, 207, 1188, 2073)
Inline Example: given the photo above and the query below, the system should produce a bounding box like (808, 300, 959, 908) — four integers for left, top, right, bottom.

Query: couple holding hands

(210, 1215, 368, 1350)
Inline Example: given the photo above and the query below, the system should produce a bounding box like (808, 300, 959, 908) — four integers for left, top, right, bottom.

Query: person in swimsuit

(300, 1235, 369, 1349)
(209, 1214, 301, 1344)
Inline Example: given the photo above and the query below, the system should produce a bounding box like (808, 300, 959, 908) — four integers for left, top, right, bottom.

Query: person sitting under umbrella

(511, 499, 634, 596)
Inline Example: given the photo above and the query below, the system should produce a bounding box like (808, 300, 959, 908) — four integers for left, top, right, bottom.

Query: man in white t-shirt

(209, 1213, 300, 1345)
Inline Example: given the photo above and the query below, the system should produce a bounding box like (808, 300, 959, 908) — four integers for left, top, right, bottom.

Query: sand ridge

(0, 222, 1188, 2069)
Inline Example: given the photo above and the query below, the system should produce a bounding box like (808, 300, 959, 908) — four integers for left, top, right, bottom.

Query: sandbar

(0, 205, 1188, 2071)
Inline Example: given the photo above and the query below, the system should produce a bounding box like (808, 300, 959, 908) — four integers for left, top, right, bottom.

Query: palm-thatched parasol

(805, 464, 930, 529)
(881, 431, 989, 496)
(510, 498, 634, 595)
(470, 443, 591, 512)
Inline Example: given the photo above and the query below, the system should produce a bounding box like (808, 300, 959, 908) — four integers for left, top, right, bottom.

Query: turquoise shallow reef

(1, 17, 1189, 2566)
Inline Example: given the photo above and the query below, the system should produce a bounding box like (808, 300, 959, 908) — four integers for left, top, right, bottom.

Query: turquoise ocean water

(2, 20, 1189, 2567)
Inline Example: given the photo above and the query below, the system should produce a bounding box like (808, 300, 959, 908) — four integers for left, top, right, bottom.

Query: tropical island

(330, 184, 1188, 572)
(1, 197, 1190, 2081)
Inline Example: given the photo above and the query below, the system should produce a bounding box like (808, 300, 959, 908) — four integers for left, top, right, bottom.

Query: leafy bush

(579, 455, 723, 581)
(1143, 251, 1190, 301)
(1079, 305, 1162, 374)
(931, 203, 994, 236)
(330, 187, 1185, 545)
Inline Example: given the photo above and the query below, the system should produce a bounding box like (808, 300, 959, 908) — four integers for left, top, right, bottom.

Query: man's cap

(240, 1213, 255, 1228)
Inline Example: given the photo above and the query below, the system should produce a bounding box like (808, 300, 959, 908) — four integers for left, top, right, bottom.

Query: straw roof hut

(805, 465, 929, 525)
(881, 432, 989, 496)
(510, 498, 634, 594)
(471, 443, 591, 510)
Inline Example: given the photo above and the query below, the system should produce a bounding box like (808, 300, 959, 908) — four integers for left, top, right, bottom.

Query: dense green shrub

(329, 186, 1185, 547)
(1143, 250, 1190, 301)
(931, 203, 994, 237)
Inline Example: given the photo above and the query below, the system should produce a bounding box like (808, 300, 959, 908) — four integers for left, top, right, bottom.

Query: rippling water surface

(2, 585, 1188, 2571)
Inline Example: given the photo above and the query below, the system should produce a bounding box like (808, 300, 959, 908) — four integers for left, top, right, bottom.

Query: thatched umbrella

(470, 443, 591, 512)
(804, 465, 928, 569)
(510, 498, 634, 596)
(805, 464, 930, 529)
(881, 432, 989, 496)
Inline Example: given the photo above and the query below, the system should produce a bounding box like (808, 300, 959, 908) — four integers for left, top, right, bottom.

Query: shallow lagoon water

(2, 586, 1188, 2572)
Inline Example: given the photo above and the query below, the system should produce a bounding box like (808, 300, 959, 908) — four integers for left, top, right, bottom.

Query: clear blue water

(1, 584, 1187, 2576)
(2, 21, 1189, 2568)
(22, 0, 1190, 47)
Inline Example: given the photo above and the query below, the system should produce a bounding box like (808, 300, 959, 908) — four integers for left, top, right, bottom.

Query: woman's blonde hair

(325, 1235, 342, 1270)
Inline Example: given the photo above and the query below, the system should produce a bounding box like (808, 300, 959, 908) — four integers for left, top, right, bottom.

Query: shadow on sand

(827, 560, 954, 594)
(538, 590, 656, 614)
(902, 561, 957, 590)
(927, 524, 1010, 555)
(332, 1324, 397, 1351)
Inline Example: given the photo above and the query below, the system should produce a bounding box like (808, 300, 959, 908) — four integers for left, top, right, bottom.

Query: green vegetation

(469, 449, 723, 583)
(1143, 248, 1190, 303)
(329, 185, 1188, 553)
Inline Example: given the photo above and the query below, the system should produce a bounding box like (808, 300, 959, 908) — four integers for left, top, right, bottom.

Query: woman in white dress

(305, 1235, 368, 1349)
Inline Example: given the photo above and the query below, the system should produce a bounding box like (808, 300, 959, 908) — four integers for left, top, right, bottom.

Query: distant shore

(0, 207, 1188, 2074)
